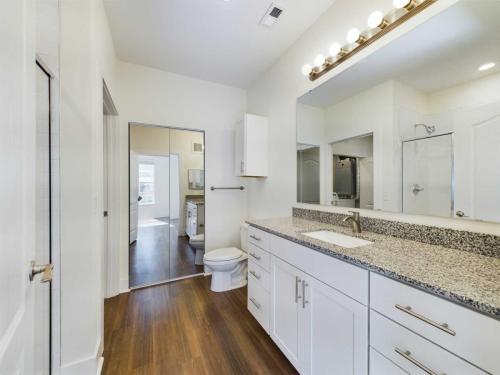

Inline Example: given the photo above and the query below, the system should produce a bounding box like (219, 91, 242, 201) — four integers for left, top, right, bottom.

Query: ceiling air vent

(259, 3, 284, 28)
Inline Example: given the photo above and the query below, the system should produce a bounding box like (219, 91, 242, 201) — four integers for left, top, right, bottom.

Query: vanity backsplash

(292, 207, 500, 258)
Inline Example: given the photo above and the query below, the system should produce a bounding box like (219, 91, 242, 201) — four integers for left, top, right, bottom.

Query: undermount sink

(302, 230, 373, 248)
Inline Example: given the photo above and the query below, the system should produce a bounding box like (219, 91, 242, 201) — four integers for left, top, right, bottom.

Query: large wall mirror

(297, 0, 500, 223)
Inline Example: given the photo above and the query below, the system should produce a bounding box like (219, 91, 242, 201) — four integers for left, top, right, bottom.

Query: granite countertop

(246, 216, 500, 320)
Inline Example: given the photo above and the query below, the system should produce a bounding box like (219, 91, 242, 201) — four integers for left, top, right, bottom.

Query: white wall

(59, 0, 117, 372)
(114, 61, 247, 289)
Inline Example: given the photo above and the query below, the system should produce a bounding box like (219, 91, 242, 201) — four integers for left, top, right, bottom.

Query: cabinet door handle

(249, 270, 261, 280)
(302, 280, 309, 308)
(395, 304, 456, 336)
(249, 234, 261, 241)
(249, 253, 261, 260)
(295, 276, 302, 303)
(240, 161, 244, 173)
(249, 297, 261, 309)
(395, 348, 442, 375)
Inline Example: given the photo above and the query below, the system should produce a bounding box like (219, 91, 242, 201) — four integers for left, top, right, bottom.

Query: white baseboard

(119, 277, 129, 294)
(61, 338, 102, 375)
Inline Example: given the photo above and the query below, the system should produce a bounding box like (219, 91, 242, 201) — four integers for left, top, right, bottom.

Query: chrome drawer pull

(295, 276, 302, 303)
(250, 253, 261, 260)
(250, 235, 261, 241)
(302, 280, 309, 309)
(395, 304, 456, 336)
(249, 270, 261, 280)
(395, 348, 444, 375)
(249, 297, 261, 309)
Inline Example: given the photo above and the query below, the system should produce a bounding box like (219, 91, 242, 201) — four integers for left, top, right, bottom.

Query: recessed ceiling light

(478, 62, 495, 71)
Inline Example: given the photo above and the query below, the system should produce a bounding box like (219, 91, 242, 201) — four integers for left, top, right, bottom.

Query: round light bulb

(367, 10, 384, 28)
(314, 54, 326, 67)
(329, 43, 342, 56)
(393, 0, 412, 9)
(301, 64, 312, 76)
(478, 62, 495, 71)
(346, 28, 361, 44)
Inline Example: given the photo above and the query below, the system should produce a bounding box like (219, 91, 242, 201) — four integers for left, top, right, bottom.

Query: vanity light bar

(303, 0, 437, 82)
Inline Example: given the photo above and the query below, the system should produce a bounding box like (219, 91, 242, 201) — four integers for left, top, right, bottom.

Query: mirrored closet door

(129, 124, 205, 288)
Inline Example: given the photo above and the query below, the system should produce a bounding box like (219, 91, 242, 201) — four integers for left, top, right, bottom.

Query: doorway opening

(129, 124, 205, 288)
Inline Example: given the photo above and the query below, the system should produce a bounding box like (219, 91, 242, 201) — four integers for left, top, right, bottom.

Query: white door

(129, 150, 138, 243)
(302, 276, 368, 375)
(454, 101, 500, 221)
(270, 257, 303, 371)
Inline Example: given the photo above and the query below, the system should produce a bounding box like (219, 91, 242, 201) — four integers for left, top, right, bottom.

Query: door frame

(102, 80, 120, 299)
(35, 56, 61, 374)
(127, 122, 206, 289)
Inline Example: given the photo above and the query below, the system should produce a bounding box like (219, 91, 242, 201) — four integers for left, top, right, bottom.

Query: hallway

(102, 276, 297, 375)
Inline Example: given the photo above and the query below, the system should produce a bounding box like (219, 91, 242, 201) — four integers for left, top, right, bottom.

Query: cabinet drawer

(248, 226, 269, 251)
(370, 273, 499, 374)
(248, 259, 270, 292)
(247, 242, 271, 272)
(370, 348, 407, 375)
(248, 277, 270, 333)
(371, 311, 485, 375)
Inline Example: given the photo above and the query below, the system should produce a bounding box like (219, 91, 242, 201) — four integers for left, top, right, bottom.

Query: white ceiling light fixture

(301, 64, 312, 76)
(329, 42, 346, 57)
(367, 10, 389, 29)
(314, 54, 326, 67)
(346, 28, 366, 44)
(478, 62, 495, 71)
(393, 0, 417, 11)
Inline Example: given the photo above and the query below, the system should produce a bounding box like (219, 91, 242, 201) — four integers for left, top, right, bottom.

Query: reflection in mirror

(296, 0, 500, 222)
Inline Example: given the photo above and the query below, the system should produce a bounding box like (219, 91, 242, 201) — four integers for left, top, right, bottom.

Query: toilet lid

(204, 247, 242, 261)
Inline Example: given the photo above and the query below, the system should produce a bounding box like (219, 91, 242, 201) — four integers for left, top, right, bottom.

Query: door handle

(137, 196, 142, 202)
(249, 270, 261, 280)
(455, 210, 469, 218)
(29, 261, 53, 283)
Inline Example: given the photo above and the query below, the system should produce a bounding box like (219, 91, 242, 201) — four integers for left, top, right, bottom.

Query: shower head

(414, 123, 436, 135)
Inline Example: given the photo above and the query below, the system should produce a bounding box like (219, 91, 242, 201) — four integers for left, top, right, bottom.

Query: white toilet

(203, 222, 249, 292)
(189, 234, 205, 265)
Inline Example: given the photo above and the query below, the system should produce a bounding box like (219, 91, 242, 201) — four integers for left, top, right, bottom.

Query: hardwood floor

(103, 276, 298, 375)
(129, 220, 204, 287)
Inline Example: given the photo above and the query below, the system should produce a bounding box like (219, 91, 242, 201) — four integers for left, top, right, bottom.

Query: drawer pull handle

(250, 235, 261, 241)
(395, 304, 456, 336)
(295, 276, 302, 303)
(249, 270, 261, 280)
(395, 348, 443, 375)
(249, 297, 261, 309)
(302, 280, 309, 309)
(250, 253, 261, 260)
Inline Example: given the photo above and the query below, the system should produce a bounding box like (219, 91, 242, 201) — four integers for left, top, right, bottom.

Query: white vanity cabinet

(248, 228, 368, 375)
(235, 113, 268, 177)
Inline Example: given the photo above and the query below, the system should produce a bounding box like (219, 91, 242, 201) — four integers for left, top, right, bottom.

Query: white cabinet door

(270, 257, 304, 371)
(234, 114, 268, 177)
(302, 276, 368, 375)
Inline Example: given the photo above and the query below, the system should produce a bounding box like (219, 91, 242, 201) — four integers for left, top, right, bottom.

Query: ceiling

(104, 0, 336, 88)
(299, 0, 500, 108)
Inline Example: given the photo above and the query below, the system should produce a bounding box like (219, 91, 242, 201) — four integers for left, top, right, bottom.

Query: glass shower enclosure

(402, 133, 453, 218)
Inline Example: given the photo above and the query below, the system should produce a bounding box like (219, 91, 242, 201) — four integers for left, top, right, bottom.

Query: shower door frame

(128, 122, 206, 289)
(401, 131, 455, 218)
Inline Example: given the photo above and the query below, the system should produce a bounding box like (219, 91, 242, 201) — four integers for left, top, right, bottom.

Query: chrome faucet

(343, 211, 361, 233)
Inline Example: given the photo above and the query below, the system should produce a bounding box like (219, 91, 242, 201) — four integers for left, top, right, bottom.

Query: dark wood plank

(103, 276, 298, 375)
(129, 221, 204, 288)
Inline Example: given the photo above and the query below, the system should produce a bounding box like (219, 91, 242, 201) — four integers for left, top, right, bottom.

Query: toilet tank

(240, 222, 250, 252)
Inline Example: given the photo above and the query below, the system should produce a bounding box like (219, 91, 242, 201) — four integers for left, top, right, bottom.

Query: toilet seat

(204, 247, 243, 262)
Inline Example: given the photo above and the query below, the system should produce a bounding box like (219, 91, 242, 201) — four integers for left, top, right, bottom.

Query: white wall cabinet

(235, 113, 268, 177)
